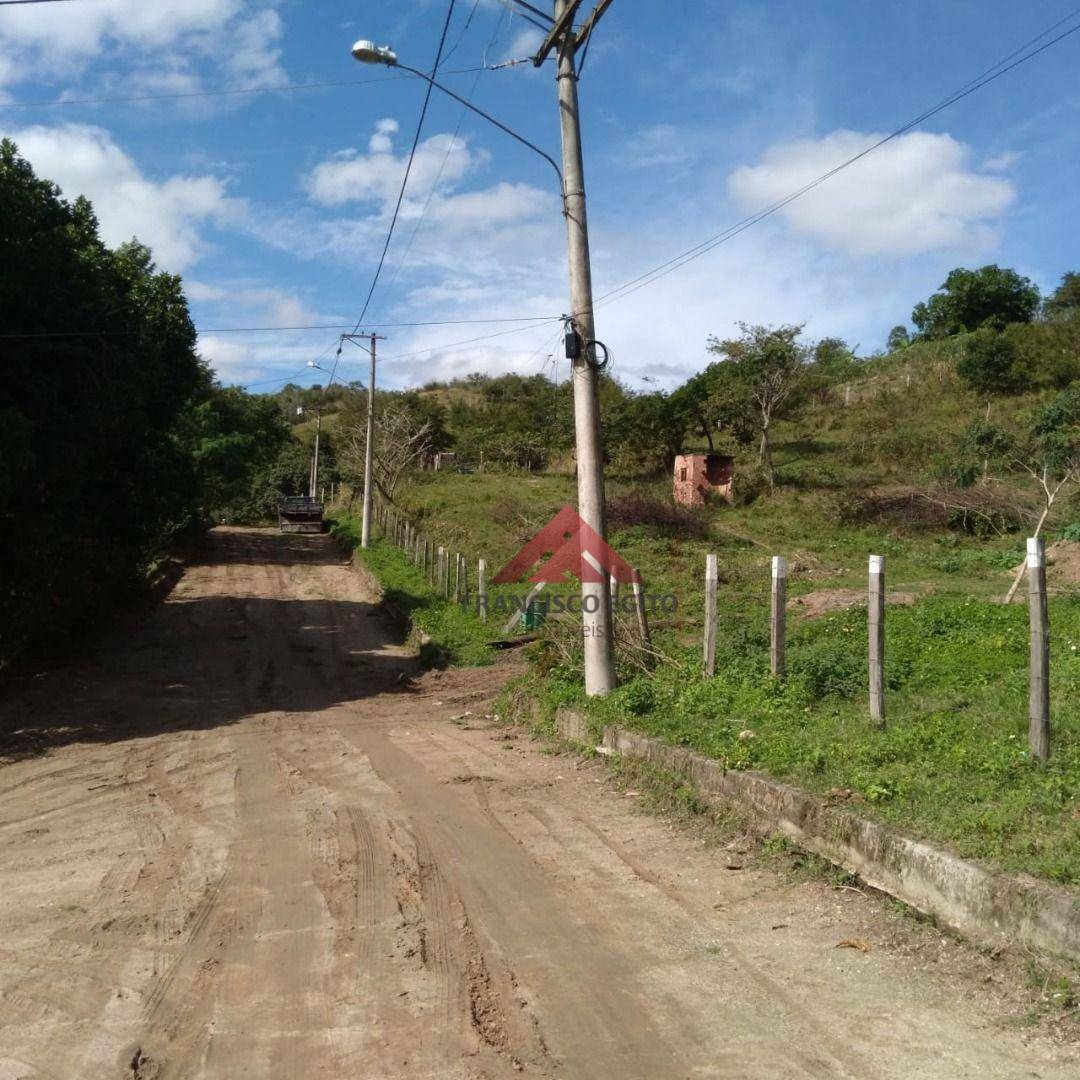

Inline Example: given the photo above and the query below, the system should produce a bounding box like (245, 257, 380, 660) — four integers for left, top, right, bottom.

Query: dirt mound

(789, 588, 918, 619)
(1010, 540, 1080, 587)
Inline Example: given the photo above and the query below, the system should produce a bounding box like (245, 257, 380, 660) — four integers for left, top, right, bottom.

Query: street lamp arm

(392, 62, 563, 186)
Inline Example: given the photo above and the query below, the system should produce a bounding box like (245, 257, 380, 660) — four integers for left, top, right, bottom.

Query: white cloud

(501, 27, 544, 63)
(612, 123, 701, 170)
(8, 123, 242, 269)
(197, 336, 264, 384)
(728, 130, 1016, 256)
(983, 151, 1021, 172)
(304, 120, 486, 208)
(0, 0, 285, 91)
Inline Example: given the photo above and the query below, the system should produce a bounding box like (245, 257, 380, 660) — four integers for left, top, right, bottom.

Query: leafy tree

(911, 265, 1040, 339)
(604, 391, 682, 475)
(668, 362, 756, 452)
(886, 325, 911, 351)
(955, 329, 1022, 397)
(1043, 272, 1080, 321)
(812, 336, 859, 381)
(706, 323, 811, 490)
(1, 140, 205, 664)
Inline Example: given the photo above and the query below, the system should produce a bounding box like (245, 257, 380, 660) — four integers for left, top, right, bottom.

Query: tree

(886, 325, 910, 351)
(955, 329, 1022, 397)
(999, 387, 1080, 602)
(1, 140, 205, 665)
(911, 265, 1041, 339)
(706, 323, 810, 490)
(1043, 272, 1080, 321)
(604, 391, 683, 475)
(668, 362, 756, 452)
(812, 336, 858, 380)
(339, 399, 434, 503)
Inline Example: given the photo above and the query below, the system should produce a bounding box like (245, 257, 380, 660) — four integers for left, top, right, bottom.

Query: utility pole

(361, 333, 377, 548)
(310, 410, 322, 498)
(342, 333, 385, 548)
(537, 0, 616, 695)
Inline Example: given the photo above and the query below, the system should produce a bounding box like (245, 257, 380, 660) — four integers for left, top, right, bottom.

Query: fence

(368, 499, 1056, 760)
(699, 538, 1055, 760)
(370, 495, 652, 651)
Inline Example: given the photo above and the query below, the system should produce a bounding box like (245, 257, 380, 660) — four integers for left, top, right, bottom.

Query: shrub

(606, 491, 710, 539)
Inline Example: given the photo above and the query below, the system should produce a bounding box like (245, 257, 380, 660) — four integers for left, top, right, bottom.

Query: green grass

(515, 592, 1080, 886)
(330, 515, 498, 667)
(346, 338, 1080, 887)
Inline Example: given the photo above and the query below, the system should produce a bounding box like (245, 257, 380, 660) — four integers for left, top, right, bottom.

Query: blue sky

(2, 1, 1078, 392)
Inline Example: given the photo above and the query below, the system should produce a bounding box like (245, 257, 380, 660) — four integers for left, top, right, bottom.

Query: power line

(0, 75, 408, 110)
(0, 63, 514, 112)
(0, 315, 559, 339)
(378, 317, 563, 362)
(381, 0, 513, 301)
(0, 1, 82, 5)
(345, 0, 458, 344)
(591, 11, 1080, 315)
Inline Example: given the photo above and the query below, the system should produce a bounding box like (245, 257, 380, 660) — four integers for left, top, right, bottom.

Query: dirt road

(0, 527, 1075, 1078)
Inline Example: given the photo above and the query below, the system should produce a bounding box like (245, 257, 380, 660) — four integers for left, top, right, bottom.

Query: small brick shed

(673, 453, 734, 506)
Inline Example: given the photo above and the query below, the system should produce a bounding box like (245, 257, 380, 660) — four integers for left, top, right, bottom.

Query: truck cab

(279, 496, 324, 534)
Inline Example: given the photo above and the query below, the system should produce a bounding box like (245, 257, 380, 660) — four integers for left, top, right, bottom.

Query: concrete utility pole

(342, 333, 384, 549)
(310, 410, 322, 498)
(351, 3, 617, 690)
(545, 0, 616, 695)
(361, 333, 378, 548)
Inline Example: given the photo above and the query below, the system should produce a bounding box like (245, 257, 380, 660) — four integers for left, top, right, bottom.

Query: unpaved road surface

(0, 527, 1075, 1078)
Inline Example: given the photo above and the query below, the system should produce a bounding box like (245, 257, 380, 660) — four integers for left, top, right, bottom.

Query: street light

(350, 39, 563, 183)
(351, 4, 617, 695)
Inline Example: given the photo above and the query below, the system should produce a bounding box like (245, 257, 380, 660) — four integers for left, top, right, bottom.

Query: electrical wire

(0, 75, 409, 111)
(492, 0, 548, 32)
(0, 315, 559, 339)
(440, 0, 481, 68)
(344, 0, 458, 345)
(0, 64, 516, 112)
(590, 11, 1080, 315)
(0, 0, 82, 5)
(380, 0, 513, 300)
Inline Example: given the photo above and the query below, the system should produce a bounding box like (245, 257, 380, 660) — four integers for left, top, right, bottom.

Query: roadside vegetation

(7, 136, 1080, 888)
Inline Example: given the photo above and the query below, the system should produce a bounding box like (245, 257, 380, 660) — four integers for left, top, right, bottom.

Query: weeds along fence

(369, 496, 653, 654)
(368, 497, 1057, 761)
(699, 538, 1056, 761)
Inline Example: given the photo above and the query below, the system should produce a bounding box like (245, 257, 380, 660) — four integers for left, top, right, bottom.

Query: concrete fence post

(631, 568, 650, 650)
(438, 547, 448, 598)
(1027, 537, 1051, 760)
(703, 553, 718, 678)
(771, 555, 787, 677)
(869, 554, 886, 727)
(477, 558, 488, 621)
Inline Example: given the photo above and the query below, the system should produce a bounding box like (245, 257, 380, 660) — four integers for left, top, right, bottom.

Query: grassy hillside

(348, 330, 1080, 886)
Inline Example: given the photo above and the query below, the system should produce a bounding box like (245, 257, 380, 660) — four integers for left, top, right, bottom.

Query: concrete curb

(555, 707, 1080, 963)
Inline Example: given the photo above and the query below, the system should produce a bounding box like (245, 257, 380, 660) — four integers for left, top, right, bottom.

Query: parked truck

(278, 496, 324, 534)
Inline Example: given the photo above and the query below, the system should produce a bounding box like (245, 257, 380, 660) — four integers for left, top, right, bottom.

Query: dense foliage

(911, 265, 1041, 338)
(0, 142, 309, 666)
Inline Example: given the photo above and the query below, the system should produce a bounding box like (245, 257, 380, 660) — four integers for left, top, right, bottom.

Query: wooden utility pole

(1027, 537, 1051, 759)
(771, 556, 787, 677)
(703, 553, 718, 677)
(869, 555, 886, 727)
